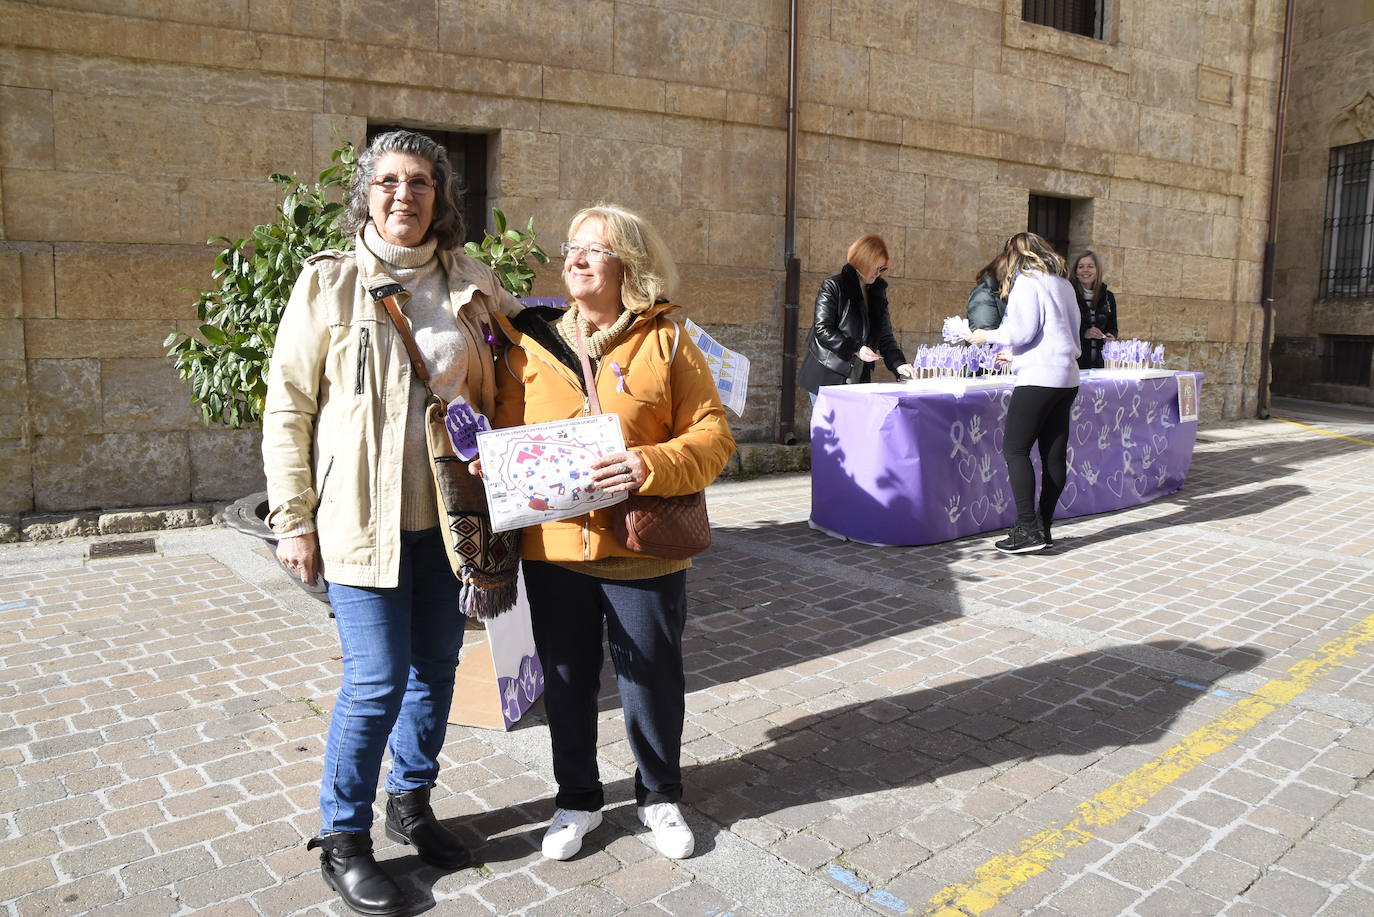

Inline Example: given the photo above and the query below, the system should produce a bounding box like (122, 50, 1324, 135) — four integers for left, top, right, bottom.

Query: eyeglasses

(371, 176, 435, 196)
(875, 265, 888, 274)
(561, 241, 620, 262)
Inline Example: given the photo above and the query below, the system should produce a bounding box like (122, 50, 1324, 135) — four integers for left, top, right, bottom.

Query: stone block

(102, 359, 200, 433)
(25, 319, 174, 359)
(708, 211, 783, 271)
(0, 438, 34, 515)
(798, 34, 869, 109)
(326, 41, 541, 99)
(0, 85, 55, 169)
(495, 131, 561, 200)
(923, 177, 981, 232)
(438, 0, 614, 71)
(676, 265, 779, 327)
(52, 94, 315, 182)
(0, 357, 28, 416)
(98, 505, 214, 535)
(53, 244, 212, 321)
(3, 170, 181, 244)
(871, 52, 973, 124)
(614, 5, 768, 90)
(903, 229, 987, 285)
(6, 3, 323, 76)
(32, 432, 190, 511)
(0, 242, 56, 319)
(666, 84, 727, 121)
(973, 71, 1066, 141)
(324, 81, 541, 134)
(312, 113, 365, 170)
(177, 180, 292, 248)
(0, 320, 22, 361)
(559, 135, 682, 208)
(723, 90, 784, 129)
(21, 511, 99, 540)
(27, 359, 100, 436)
(919, 0, 1002, 68)
(543, 66, 664, 113)
(1178, 255, 1236, 302)
(189, 426, 266, 502)
(50, 51, 321, 112)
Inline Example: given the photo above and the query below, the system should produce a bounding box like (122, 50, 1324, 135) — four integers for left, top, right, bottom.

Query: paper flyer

(685, 318, 749, 417)
(476, 413, 628, 532)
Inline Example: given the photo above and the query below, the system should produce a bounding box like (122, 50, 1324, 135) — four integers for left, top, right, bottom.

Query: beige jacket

(262, 235, 521, 588)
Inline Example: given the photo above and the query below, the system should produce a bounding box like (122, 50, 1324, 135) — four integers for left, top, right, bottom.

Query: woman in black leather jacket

(798, 234, 913, 404)
(1071, 251, 1117, 369)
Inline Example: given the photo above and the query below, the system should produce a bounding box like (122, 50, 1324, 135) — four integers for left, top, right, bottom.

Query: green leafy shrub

(166, 143, 549, 428)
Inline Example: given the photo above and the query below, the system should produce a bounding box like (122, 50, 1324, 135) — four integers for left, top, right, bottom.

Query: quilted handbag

(613, 490, 711, 559)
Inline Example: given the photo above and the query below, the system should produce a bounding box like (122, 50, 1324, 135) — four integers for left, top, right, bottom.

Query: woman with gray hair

(263, 129, 522, 915)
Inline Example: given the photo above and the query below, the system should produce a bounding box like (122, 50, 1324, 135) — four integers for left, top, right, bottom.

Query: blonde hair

(999, 232, 1067, 299)
(846, 234, 890, 277)
(567, 204, 677, 313)
(1071, 250, 1104, 300)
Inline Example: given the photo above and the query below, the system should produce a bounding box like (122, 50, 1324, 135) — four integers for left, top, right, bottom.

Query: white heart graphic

(958, 455, 977, 483)
(1058, 481, 1077, 508)
(1074, 422, 1094, 445)
(1105, 471, 1124, 497)
(1152, 434, 1168, 454)
(970, 496, 990, 526)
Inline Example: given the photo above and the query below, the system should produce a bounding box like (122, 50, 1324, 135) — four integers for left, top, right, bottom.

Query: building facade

(1, 0, 1286, 515)
(1270, 0, 1374, 406)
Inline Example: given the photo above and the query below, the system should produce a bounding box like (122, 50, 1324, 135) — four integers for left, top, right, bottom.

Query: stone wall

(1, 0, 1285, 514)
(1270, 0, 1374, 406)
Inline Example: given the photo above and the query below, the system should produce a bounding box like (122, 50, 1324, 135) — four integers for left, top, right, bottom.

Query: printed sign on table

(1176, 373, 1200, 423)
(476, 413, 628, 533)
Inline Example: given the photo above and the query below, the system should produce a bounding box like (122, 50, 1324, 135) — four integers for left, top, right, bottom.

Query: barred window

(1028, 194, 1073, 259)
(1320, 335, 1374, 387)
(1022, 0, 1103, 39)
(1321, 140, 1374, 299)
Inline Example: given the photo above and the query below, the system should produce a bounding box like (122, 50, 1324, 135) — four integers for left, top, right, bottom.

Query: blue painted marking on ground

(0, 600, 32, 611)
(866, 889, 908, 912)
(827, 865, 872, 893)
(1211, 688, 1238, 698)
(1175, 679, 1208, 691)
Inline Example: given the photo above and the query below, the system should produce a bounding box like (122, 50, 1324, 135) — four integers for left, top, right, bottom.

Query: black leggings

(1002, 385, 1079, 526)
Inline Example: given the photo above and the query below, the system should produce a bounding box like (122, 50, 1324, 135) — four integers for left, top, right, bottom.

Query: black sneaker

(995, 522, 1048, 554)
(1042, 524, 1054, 548)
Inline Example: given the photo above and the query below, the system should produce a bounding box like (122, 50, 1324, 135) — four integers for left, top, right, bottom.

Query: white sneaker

(638, 802, 694, 859)
(541, 808, 602, 860)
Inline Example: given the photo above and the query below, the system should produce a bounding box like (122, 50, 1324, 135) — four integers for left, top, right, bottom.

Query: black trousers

(1002, 385, 1079, 527)
(523, 561, 688, 811)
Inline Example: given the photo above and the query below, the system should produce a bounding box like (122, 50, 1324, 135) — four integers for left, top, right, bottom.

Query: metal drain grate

(89, 538, 157, 559)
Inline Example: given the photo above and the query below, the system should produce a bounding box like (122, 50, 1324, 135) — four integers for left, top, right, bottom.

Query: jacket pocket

(316, 455, 335, 506)
(354, 326, 370, 395)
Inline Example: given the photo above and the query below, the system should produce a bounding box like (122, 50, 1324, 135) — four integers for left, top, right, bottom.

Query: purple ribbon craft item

(609, 361, 627, 393)
(444, 397, 491, 462)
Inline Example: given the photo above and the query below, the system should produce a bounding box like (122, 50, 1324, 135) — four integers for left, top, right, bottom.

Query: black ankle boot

(306, 832, 407, 917)
(385, 786, 473, 870)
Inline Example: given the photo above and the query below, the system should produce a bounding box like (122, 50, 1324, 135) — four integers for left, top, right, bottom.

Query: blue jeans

(320, 528, 465, 833)
(523, 561, 688, 811)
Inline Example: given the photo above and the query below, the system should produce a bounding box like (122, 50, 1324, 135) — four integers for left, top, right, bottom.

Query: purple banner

(810, 372, 1202, 546)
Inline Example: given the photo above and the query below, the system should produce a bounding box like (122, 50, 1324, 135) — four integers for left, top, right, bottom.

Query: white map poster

(685, 318, 749, 417)
(476, 413, 628, 533)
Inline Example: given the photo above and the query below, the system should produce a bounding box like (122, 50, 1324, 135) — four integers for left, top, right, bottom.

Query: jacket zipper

(355, 326, 370, 394)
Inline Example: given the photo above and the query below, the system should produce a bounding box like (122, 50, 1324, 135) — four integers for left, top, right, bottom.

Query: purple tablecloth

(809, 372, 1202, 546)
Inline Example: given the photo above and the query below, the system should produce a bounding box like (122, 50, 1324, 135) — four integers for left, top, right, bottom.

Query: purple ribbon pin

(610, 361, 626, 393)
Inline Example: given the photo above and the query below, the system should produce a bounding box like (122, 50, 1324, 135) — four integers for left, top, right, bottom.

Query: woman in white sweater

(967, 232, 1081, 553)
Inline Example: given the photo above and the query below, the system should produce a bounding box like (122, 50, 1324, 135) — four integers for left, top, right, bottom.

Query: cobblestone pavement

(3, 397, 1373, 917)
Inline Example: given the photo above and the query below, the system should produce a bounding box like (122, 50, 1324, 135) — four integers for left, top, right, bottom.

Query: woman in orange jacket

(491, 204, 735, 863)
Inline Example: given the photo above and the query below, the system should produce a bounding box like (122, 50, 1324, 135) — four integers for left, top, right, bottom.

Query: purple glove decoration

(445, 398, 491, 461)
(480, 321, 498, 347)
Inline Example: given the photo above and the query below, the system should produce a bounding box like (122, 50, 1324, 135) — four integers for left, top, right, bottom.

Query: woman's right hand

(858, 345, 881, 363)
(276, 532, 322, 586)
(1085, 326, 1107, 340)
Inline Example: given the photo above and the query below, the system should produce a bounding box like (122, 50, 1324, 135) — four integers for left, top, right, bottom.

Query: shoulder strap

(573, 320, 603, 414)
(368, 281, 438, 400)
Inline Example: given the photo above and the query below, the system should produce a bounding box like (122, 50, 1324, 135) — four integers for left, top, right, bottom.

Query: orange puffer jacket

(491, 301, 736, 562)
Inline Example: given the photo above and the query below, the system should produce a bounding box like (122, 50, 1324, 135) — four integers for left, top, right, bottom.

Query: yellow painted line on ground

(1269, 416, 1374, 447)
(919, 609, 1374, 916)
